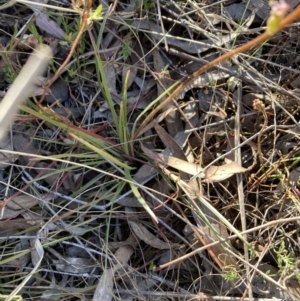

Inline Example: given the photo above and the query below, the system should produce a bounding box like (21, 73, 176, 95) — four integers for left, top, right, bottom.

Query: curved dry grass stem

(133, 5, 300, 139)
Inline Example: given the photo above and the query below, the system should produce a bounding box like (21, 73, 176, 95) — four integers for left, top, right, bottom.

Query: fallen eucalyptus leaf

(126, 207, 180, 249)
(142, 145, 246, 182)
(53, 257, 95, 274)
(203, 162, 247, 182)
(7, 194, 39, 210)
(27, 0, 65, 39)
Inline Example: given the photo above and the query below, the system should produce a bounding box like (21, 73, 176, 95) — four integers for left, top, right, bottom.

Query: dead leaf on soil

(13, 133, 69, 192)
(243, 0, 270, 20)
(134, 127, 194, 184)
(27, 0, 65, 39)
(126, 207, 180, 249)
(0, 220, 35, 240)
(53, 256, 95, 274)
(7, 194, 39, 210)
(142, 145, 246, 182)
(154, 123, 187, 161)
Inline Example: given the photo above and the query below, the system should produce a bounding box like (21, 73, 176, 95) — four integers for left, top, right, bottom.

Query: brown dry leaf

(133, 159, 160, 184)
(43, 78, 69, 104)
(13, 133, 67, 192)
(27, 1, 65, 39)
(53, 256, 95, 274)
(126, 207, 180, 249)
(154, 122, 190, 179)
(133, 126, 192, 186)
(1, 194, 53, 233)
(154, 123, 186, 161)
(134, 77, 156, 94)
(47, 246, 96, 274)
(93, 234, 138, 301)
(13, 133, 40, 166)
(158, 116, 238, 270)
(142, 145, 246, 182)
(0, 207, 21, 220)
(146, 116, 239, 271)
(142, 144, 201, 173)
(203, 162, 247, 182)
(145, 178, 171, 208)
(145, 121, 239, 269)
(0, 220, 36, 240)
(7, 194, 39, 210)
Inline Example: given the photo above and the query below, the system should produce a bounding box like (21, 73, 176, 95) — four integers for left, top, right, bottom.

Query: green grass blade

(125, 168, 158, 223)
